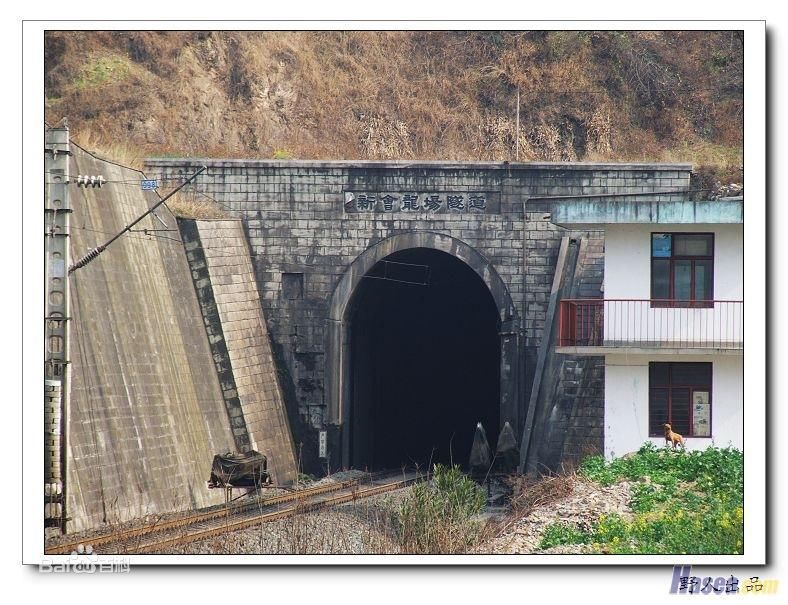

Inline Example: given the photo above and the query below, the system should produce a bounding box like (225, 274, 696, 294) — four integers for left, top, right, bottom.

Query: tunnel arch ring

(327, 231, 517, 324)
(324, 231, 522, 463)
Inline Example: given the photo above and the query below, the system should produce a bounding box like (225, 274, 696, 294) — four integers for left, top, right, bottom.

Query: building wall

(605, 223, 743, 299)
(147, 158, 691, 470)
(603, 223, 744, 344)
(604, 354, 743, 459)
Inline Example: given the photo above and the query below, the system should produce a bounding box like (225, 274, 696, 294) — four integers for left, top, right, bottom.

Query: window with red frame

(649, 362, 712, 438)
(651, 233, 714, 307)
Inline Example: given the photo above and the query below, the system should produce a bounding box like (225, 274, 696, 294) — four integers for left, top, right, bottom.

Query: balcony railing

(558, 299, 743, 350)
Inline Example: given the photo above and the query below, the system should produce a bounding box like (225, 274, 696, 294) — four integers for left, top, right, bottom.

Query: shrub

(397, 464, 487, 554)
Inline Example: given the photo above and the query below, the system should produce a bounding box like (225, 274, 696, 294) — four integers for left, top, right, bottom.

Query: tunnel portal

(346, 247, 501, 471)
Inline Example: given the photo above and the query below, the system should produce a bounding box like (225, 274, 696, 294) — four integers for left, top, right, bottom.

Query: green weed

(397, 464, 487, 554)
(539, 444, 743, 554)
(73, 55, 131, 90)
(540, 522, 591, 549)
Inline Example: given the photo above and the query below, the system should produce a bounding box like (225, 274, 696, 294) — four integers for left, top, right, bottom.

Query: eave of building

(547, 197, 743, 229)
(556, 345, 743, 356)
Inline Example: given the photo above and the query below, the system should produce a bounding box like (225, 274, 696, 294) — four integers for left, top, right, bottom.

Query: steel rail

(44, 471, 396, 555)
(126, 472, 421, 554)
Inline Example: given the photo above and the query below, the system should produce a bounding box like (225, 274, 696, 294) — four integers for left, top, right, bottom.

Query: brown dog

(663, 423, 685, 450)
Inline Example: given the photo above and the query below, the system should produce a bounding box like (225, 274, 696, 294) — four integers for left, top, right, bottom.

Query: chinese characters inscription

(344, 191, 499, 214)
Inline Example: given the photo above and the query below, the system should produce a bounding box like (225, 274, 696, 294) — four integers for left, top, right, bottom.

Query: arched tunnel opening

(346, 247, 501, 471)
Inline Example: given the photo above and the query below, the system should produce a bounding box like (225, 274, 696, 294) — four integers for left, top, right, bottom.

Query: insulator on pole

(68, 245, 106, 273)
(69, 165, 205, 274)
(75, 175, 105, 187)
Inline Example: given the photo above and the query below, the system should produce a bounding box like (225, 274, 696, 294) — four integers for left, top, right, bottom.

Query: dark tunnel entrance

(346, 247, 501, 471)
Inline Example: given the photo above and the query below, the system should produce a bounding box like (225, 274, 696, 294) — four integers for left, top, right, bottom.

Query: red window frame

(650, 233, 714, 308)
(648, 362, 713, 438)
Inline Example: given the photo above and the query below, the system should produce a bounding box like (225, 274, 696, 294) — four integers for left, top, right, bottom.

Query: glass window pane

(674, 260, 692, 299)
(670, 389, 691, 436)
(649, 362, 670, 386)
(694, 260, 713, 300)
(671, 362, 712, 386)
(674, 234, 713, 256)
(649, 388, 670, 434)
(652, 259, 671, 299)
(652, 233, 672, 257)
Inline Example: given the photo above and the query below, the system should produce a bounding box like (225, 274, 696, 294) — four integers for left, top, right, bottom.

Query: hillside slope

(45, 30, 743, 183)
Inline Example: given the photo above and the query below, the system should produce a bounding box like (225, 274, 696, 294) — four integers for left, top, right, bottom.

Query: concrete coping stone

(146, 158, 694, 172)
(196, 218, 244, 225)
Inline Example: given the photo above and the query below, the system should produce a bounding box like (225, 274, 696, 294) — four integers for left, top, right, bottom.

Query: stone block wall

(147, 158, 691, 471)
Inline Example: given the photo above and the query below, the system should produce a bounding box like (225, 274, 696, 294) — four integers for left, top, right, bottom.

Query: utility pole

(44, 122, 71, 534)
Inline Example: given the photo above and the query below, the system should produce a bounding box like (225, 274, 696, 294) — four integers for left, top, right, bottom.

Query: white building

(551, 197, 743, 459)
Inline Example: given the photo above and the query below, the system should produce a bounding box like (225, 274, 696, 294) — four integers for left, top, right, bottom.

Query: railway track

(45, 469, 422, 555)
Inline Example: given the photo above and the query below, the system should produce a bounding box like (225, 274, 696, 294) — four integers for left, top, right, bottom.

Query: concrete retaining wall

(66, 146, 237, 532)
(179, 219, 298, 485)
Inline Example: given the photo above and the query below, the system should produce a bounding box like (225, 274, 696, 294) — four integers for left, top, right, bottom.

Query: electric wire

(69, 165, 206, 273)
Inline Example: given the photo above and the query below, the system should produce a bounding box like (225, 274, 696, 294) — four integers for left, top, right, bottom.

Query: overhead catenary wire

(67, 137, 151, 176)
(44, 171, 181, 185)
(71, 223, 183, 244)
(69, 165, 207, 274)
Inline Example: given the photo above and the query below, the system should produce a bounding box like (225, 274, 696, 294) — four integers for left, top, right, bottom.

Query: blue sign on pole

(141, 179, 158, 191)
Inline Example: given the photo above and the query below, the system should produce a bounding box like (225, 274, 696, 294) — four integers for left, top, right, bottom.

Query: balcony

(557, 299, 743, 355)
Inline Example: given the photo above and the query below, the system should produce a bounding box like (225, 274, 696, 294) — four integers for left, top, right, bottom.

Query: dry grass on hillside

(69, 125, 147, 171)
(164, 192, 228, 219)
(45, 30, 743, 183)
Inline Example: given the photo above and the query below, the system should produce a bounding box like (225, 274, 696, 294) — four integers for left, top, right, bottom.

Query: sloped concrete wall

(523, 235, 606, 473)
(182, 219, 298, 485)
(538, 237, 606, 470)
(559, 236, 609, 463)
(66, 146, 236, 532)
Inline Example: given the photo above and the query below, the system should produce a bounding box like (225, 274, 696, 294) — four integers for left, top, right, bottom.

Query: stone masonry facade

(149, 158, 692, 472)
